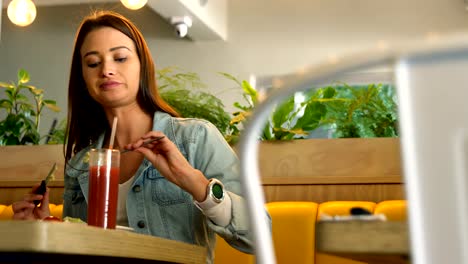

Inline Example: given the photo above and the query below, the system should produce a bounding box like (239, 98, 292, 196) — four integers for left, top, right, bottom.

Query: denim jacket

(63, 111, 264, 263)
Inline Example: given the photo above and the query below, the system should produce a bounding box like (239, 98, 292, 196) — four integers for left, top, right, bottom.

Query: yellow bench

(213, 200, 407, 264)
(0, 200, 407, 264)
(0, 203, 63, 220)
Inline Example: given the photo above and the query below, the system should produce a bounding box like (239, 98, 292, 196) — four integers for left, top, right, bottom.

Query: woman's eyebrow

(83, 46, 131, 58)
(110, 46, 131, 52)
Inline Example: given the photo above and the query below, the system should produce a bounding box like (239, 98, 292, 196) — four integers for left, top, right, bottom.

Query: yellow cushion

(51, 204, 63, 220)
(213, 234, 254, 264)
(266, 201, 318, 264)
(0, 204, 6, 215)
(0, 203, 64, 221)
(48, 203, 56, 212)
(317, 201, 376, 220)
(374, 200, 407, 221)
(0, 205, 14, 220)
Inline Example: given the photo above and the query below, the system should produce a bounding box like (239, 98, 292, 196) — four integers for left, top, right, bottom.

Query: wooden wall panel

(0, 145, 65, 186)
(258, 137, 402, 180)
(0, 145, 65, 205)
(258, 137, 405, 202)
(0, 138, 405, 205)
(2, 187, 64, 205)
(262, 184, 405, 203)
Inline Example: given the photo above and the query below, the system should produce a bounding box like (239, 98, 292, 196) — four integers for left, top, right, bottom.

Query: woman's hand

(12, 183, 51, 220)
(125, 131, 209, 201)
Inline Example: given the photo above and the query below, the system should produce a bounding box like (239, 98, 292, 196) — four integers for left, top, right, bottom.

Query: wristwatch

(194, 178, 226, 210)
(207, 178, 225, 203)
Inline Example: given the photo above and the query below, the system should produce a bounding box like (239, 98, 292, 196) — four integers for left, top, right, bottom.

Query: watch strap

(194, 189, 232, 227)
(194, 178, 225, 210)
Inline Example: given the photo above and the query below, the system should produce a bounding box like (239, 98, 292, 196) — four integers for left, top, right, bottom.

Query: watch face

(212, 182, 224, 200)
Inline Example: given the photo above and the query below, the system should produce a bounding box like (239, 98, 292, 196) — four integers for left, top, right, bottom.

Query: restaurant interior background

(2, 1, 468, 263)
(1, 0, 468, 137)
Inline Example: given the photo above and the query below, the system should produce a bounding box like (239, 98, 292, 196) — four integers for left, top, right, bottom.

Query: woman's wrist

(185, 170, 209, 202)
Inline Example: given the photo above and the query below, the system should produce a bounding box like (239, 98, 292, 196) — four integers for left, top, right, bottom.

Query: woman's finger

(39, 188, 50, 209)
(23, 193, 43, 203)
(12, 201, 36, 220)
(12, 211, 27, 220)
(12, 201, 34, 212)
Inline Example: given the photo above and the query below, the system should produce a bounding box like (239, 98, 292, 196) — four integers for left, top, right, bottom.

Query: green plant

(157, 67, 232, 137)
(218, 72, 259, 144)
(222, 73, 332, 141)
(36, 67, 397, 145)
(223, 74, 398, 140)
(46, 118, 67, 145)
(320, 83, 398, 138)
(0, 69, 60, 145)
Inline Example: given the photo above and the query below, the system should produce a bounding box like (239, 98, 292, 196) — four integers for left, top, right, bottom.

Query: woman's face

(80, 27, 141, 109)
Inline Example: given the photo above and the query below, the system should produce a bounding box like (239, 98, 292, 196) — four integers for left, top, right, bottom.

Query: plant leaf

(43, 102, 61, 112)
(18, 69, 30, 84)
(0, 82, 14, 89)
(241, 81, 257, 104)
(23, 85, 43, 95)
(294, 101, 326, 131)
(0, 99, 12, 109)
(218, 72, 242, 86)
(271, 96, 295, 128)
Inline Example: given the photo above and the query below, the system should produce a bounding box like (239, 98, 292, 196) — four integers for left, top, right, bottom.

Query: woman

(12, 10, 266, 262)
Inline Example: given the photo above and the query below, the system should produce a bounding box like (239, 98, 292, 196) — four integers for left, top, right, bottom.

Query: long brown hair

(65, 10, 179, 164)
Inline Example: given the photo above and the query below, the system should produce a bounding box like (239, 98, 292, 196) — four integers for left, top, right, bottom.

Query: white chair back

(238, 34, 468, 264)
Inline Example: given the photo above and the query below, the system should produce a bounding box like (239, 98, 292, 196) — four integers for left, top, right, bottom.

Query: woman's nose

(101, 61, 115, 76)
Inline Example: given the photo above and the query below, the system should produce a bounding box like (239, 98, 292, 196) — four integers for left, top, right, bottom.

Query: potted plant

(222, 76, 402, 203)
(157, 67, 233, 138)
(222, 75, 399, 141)
(0, 69, 60, 145)
(0, 69, 63, 199)
(157, 69, 399, 143)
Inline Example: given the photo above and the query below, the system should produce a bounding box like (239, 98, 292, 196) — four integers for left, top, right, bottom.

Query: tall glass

(87, 148, 120, 229)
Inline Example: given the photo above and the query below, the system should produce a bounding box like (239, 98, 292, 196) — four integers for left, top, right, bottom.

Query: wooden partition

(0, 145, 65, 205)
(0, 138, 404, 205)
(258, 138, 405, 203)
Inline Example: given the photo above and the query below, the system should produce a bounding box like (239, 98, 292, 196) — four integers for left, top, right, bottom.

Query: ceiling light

(7, 0, 37, 27)
(120, 0, 148, 10)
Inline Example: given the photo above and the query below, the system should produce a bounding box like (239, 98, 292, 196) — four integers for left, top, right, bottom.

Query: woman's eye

(115, 57, 127, 63)
(87, 62, 99, 68)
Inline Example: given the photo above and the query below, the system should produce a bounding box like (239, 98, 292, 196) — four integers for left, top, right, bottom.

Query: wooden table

(316, 220, 410, 264)
(0, 220, 206, 263)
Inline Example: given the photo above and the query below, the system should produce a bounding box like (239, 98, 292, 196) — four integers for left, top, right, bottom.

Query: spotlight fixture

(120, 0, 148, 10)
(7, 0, 37, 27)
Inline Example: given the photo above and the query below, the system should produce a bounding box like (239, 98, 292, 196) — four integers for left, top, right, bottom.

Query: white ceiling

(2, 0, 111, 7)
(2, 0, 227, 41)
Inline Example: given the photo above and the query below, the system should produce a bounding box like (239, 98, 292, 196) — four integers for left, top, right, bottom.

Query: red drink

(87, 149, 120, 229)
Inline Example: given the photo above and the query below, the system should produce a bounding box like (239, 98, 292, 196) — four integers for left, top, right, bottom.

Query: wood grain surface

(0, 145, 64, 186)
(259, 137, 405, 202)
(258, 137, 402, 179)
(316, 220, 410, 264)
(0, 138, 405, 204)
(0, 220, 206, 263)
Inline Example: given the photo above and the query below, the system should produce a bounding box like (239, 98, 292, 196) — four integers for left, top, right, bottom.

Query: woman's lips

(100, 81, 121, 89)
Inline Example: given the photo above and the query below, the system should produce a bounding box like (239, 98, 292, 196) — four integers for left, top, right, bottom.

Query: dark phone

(33, 180, 47, 206)
(350, 207, 372, 216)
